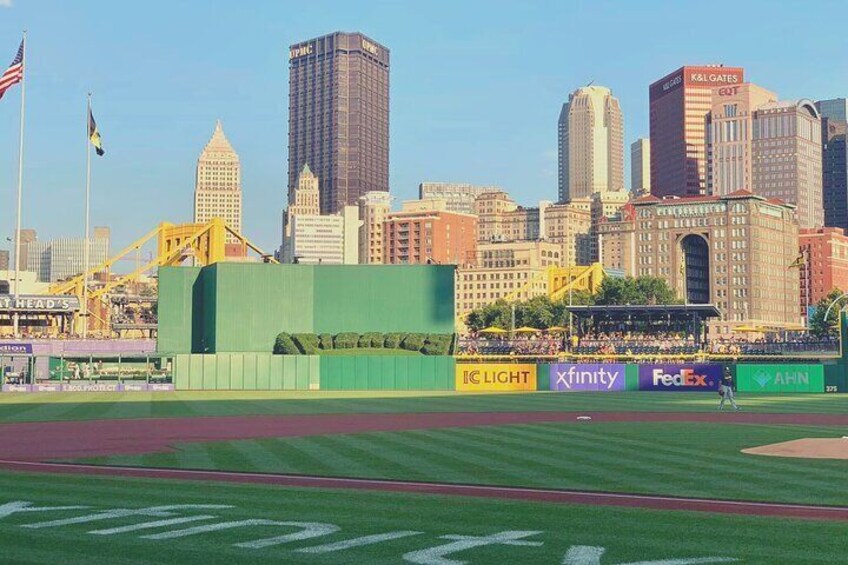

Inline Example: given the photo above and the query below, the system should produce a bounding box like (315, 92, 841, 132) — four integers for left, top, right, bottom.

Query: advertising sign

(549, 364, 626, 392)
(1, 383, 176, 393)
(638, 364, 722, 392)
(736, 364, 824, 393)
(0, 343, 32, 355)
(455, 364, 536, 392)
(0, 295, 81, 313)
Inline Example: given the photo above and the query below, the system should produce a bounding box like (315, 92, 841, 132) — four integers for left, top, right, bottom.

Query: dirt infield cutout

(742, 438, 848, 460)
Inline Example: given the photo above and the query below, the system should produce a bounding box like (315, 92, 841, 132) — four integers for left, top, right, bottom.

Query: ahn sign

(638, 364, 722, 392)
(455, 364, 536, 392)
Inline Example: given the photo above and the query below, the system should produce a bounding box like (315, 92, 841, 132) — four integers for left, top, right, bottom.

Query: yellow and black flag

(788, 253, 806, 269)
(88, 106, 105, 156)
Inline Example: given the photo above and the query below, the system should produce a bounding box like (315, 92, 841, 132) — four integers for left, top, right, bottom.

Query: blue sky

(1, 0, 848, 254)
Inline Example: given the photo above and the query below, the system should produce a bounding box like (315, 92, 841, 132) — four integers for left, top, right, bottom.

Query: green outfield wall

(171, 356, 835, 393)
(172, 353, 319, 391)
(158, 264, 456, 354)
(171, 354, 454, 391)
(319, 356, 455, 391)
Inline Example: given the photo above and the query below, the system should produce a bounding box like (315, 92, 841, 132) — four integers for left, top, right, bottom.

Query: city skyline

(2, 1, 848, 254)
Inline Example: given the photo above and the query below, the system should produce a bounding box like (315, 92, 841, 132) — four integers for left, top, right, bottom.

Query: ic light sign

(638, 364, 722, 391)
(456, 364, 536, 392)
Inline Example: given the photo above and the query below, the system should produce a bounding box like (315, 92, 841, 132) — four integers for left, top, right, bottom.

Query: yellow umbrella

(546, 326, 568, 333)
(732, 325, 760, 333)
(514, 326, 541, 334)
(479, 326, 508, 335)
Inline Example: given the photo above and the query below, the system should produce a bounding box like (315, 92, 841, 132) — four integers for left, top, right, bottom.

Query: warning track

(2, 410, 848, 520)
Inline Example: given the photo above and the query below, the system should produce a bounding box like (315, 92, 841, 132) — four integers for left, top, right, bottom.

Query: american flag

(0, 39, 24, 101)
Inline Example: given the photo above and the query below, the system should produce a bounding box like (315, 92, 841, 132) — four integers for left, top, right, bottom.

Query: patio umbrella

(546, 326, 568, 333)
(479, 326, 508, 335)
(514, 327, 541, 334)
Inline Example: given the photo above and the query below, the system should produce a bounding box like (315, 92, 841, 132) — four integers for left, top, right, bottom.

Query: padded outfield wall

(158, 264, 455, 354)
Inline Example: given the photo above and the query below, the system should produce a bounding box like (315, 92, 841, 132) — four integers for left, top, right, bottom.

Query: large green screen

(159, 264, 455, 353)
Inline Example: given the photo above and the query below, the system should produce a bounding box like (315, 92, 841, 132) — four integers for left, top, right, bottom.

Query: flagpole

(82, 93, 92, 339)
(12, 31, 27, 339)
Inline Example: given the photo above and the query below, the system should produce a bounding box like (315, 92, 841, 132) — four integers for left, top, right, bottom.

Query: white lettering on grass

(297, 531, 423, 553)
(0, 501, 89, 520)
(563, 546, 605, 565)
(22, 504, 231, 529)
(403, 530, 544, 565)
(89, 515, 217, 535)
(235, 521, 340, 549)
(562, 546, 738, 565)
(142, 519, 283, 540)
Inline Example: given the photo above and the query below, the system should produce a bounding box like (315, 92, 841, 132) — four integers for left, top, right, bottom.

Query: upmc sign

(455, 364, 536, 392)
(638, 364, 722, 392)
(550, 364, 626, 392)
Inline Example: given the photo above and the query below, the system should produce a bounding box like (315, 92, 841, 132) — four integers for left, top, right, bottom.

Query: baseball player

(719, 367, 740, 411)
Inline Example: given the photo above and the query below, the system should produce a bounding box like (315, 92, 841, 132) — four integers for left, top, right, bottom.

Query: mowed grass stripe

(6, 391, 848, 424)
(374, 428, 558, 486)
(488, 422, 848, 504)
(90, 421, 848, 506)
(308, 433, 446, 481)
(404, 427, 572, 488)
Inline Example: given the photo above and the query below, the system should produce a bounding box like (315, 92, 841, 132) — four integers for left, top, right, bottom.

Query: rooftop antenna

(586, 80, 595, 87)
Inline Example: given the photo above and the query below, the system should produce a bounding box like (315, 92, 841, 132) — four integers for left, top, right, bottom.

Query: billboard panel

(736, 364, 824, 393)
(638, 364, 722, 392)
(549, 364, 626, 392)
(455, 363, 536, 392)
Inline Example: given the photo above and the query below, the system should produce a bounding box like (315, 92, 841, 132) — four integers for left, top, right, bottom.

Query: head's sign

(456, 364, 537, 392)
(0, 295, 81, 313)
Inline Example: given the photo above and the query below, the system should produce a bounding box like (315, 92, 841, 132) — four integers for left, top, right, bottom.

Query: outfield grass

(0, 470, 844, 564)
(2, 391, 848, 423)
(84, 421, 848, 507)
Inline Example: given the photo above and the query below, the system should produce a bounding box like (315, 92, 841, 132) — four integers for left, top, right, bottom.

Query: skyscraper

(281, 164, 321, 261)
(649, 65, 744, 197)
(707, 83, 777, 196)
(418, 182, 501, 214)
(817, 98, 848, 231)
(26, 230, 110, 283)
(359, 190, 391, 264)
(558, 85, 624, 203)
(194, 120, 242, 239)
(630, 138, 650, 193)
(288, 32, 390, 215)
(751, 100, 823, 228)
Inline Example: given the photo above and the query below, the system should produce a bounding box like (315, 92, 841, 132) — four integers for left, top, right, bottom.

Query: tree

(808, 288, 844, 338)
(594, 276, 680, 306)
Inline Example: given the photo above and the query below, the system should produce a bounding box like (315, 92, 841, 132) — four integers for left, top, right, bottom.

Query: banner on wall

(549, 364, 626, 392)
(638, 364, 722, 392)
(455, 364, 536, 392)
(736, 364, 824, 393)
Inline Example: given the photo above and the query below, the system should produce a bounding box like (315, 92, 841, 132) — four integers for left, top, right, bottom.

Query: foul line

(2, 459, 847, 522)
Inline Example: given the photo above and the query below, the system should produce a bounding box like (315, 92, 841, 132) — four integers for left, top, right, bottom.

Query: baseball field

(1, 391, 847, 564)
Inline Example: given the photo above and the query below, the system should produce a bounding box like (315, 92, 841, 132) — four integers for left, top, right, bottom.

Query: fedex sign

(638, 364, 722, 392)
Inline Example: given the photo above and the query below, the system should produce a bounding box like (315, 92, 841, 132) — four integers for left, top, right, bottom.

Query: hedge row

(274, 332, 454, 355)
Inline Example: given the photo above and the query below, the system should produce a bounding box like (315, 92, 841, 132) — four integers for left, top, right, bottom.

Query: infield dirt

(743, 437, 848, 460)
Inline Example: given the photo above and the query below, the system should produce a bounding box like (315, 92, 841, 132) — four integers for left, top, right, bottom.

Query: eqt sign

(638, 365, 722, 392)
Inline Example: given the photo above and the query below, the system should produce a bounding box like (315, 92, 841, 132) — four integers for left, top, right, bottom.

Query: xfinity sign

(638, 365, 722, 392)
(550, 364, 626, 392)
